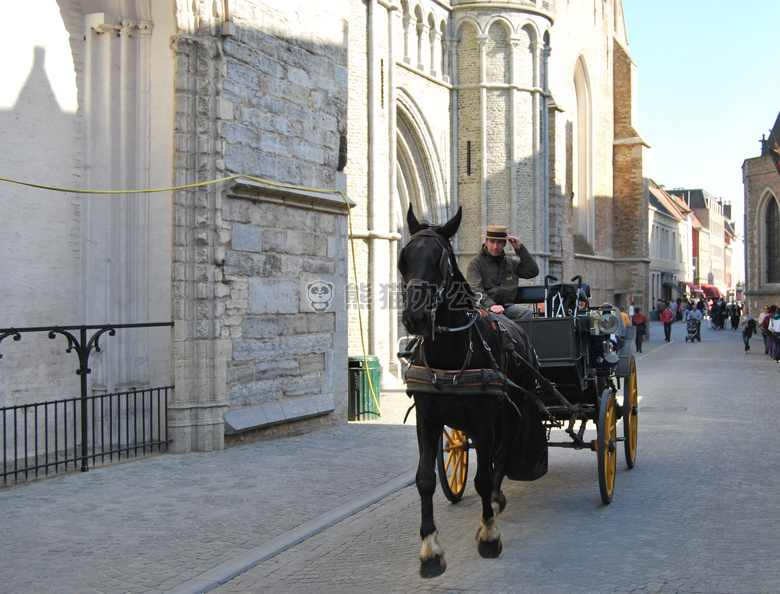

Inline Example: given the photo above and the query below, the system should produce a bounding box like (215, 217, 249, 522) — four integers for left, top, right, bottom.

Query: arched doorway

(390, 92, 448, 380)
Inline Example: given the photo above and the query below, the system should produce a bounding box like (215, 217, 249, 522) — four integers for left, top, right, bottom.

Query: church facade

(347, 0, 648, 383)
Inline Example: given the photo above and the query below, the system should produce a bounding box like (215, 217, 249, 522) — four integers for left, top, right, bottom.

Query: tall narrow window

(766, 197, 780, 283)
(573, 59, 592, 242)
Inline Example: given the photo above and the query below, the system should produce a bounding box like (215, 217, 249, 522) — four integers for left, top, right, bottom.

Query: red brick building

(743, 111, 780, 311)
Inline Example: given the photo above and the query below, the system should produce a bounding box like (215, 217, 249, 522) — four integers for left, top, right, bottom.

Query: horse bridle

(401, 228, 478, 337)
(400, 229, 535, 420)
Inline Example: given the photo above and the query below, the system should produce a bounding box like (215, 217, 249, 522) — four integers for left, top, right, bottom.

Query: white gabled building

(670, 189, 738, 302)
(647, 181, 694, 307)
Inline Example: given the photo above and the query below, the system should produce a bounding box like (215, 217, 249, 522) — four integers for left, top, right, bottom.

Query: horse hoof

(477, 537, 502, 559)
(497, 492, 507, 514)
(420, 554, 446, 578)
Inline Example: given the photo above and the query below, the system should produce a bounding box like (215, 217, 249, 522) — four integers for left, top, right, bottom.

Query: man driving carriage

(465, 225, 540, 320)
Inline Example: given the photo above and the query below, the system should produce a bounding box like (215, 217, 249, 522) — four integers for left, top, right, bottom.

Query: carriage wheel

(437, 426, 469, 503)
(597, 389, 617, 505)
(623, 357, 639, 469)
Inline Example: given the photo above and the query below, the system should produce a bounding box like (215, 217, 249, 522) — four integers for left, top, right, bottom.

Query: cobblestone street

(2, 320, 778, 593)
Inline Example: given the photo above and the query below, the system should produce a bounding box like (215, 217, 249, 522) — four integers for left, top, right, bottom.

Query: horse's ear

(439, 207, 462, 239)
(407, 204, 422, 234)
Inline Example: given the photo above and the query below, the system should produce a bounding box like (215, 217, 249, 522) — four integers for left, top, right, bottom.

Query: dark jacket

(465, 244, 539, 309)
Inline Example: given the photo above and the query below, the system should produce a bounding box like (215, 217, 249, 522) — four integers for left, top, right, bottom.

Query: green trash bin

(348, 355, 380, 421)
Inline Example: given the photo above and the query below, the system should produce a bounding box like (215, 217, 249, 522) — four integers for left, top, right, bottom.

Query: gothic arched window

(766, 196, 780, 284)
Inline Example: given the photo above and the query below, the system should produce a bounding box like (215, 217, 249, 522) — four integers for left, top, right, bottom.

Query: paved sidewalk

(1, 319, 777, 593)
(1, 389, 419, 594)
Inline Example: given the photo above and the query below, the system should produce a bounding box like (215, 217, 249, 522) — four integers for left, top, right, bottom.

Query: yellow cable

(337, 190, 381, 418)
(0, 174, 242, 194)
(0, 171, 382, 417)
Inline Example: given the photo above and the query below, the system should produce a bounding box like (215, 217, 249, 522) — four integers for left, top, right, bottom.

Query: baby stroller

(685, 318, 701, 342)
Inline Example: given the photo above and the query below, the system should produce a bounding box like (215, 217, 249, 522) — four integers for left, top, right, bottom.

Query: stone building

(1, 0, 647, 452)
(349, 0, 648, 384)
(743, 111, 780, 311)
(1, 0, 352, 453)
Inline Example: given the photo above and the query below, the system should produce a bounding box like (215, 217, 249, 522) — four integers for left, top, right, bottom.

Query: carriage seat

(514, 283, 591, 305)
(513, 282, 591, 320)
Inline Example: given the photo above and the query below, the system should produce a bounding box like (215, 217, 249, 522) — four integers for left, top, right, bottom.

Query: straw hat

(483, 225, 508, 239)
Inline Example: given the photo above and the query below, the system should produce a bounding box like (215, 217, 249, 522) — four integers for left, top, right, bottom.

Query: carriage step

(547, 441, 590, 450)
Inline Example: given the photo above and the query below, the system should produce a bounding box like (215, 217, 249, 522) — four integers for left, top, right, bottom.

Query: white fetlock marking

(420, 530, 444, 561)
(491, 500, 501, 517)
(478, 515, 500, 543)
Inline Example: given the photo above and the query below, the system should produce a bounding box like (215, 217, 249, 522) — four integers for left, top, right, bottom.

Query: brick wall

(743, 154, 780, 309)
(611, 39, 649, 311)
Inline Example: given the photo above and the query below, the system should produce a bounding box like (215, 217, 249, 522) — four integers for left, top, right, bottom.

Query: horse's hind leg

(472, 432, 502, 558)
(490, 408, 518, 515)
(416, 416, 446, 578)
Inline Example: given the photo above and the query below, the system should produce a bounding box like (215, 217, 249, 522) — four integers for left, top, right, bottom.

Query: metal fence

(0, 323, 173, 485)
(2, 386, 172, 485)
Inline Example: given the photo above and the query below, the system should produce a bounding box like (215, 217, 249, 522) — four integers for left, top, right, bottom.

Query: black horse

(398, 205, 545, 578)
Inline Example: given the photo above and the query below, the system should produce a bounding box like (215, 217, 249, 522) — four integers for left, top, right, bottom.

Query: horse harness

(403, 310, 568, 425)
(400, 227, 567, 422)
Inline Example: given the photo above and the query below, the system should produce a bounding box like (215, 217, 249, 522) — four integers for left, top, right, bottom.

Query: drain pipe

(385, 2, 400, 379)
(367, 0, 380, 362)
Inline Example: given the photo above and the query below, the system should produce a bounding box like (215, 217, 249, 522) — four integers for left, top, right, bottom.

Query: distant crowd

(648, 296, 780, 360)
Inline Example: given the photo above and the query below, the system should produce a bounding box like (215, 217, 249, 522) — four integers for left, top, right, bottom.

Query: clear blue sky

(622, 0, 780, 232)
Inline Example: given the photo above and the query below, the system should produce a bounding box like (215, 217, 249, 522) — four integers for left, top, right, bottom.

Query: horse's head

(398, 205, 465, 336)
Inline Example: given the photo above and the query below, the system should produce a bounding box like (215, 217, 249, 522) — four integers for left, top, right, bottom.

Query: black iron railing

(0, 323, 174, 485)
(2, 386, 173, 484)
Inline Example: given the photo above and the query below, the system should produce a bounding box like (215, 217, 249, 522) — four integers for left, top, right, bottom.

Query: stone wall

(221, 181, 351, 441)
(169, 1, 351, 451)
(1, 1, 175, 406)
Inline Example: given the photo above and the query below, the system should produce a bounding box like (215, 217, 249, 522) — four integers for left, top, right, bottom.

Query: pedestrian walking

(686, 305, 703, 341)
(655, 298, 664, 321)
(660, 304, 675, 342)
(769, 310, 780, 362)
(761, 305, 776, 355)
(739, 308, 756, 353)
(620, 306, 631, 327)
(632, 308, 647, 353)
(730, 302, 741, 330)
(718, 299, 728, 330)
(709, 300, 719, 330)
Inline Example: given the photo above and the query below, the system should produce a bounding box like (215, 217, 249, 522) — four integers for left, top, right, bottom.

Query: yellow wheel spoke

(438, 427, 469, 502)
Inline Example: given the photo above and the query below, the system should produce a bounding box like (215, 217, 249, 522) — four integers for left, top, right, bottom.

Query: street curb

(169, 470, 417, 594)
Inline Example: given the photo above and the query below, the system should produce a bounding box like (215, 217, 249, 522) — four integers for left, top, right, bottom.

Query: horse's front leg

(415, 412, 446, 578)
(472, 429, 502, 558)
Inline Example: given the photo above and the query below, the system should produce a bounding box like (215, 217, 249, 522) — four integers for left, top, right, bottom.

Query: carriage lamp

(597, 311, 620, 335)
(588, 310, 619, 336)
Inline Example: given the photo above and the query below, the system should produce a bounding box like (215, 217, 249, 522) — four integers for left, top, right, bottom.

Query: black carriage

(398, 206, 639, 577)
(417, 276, 639, 506)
